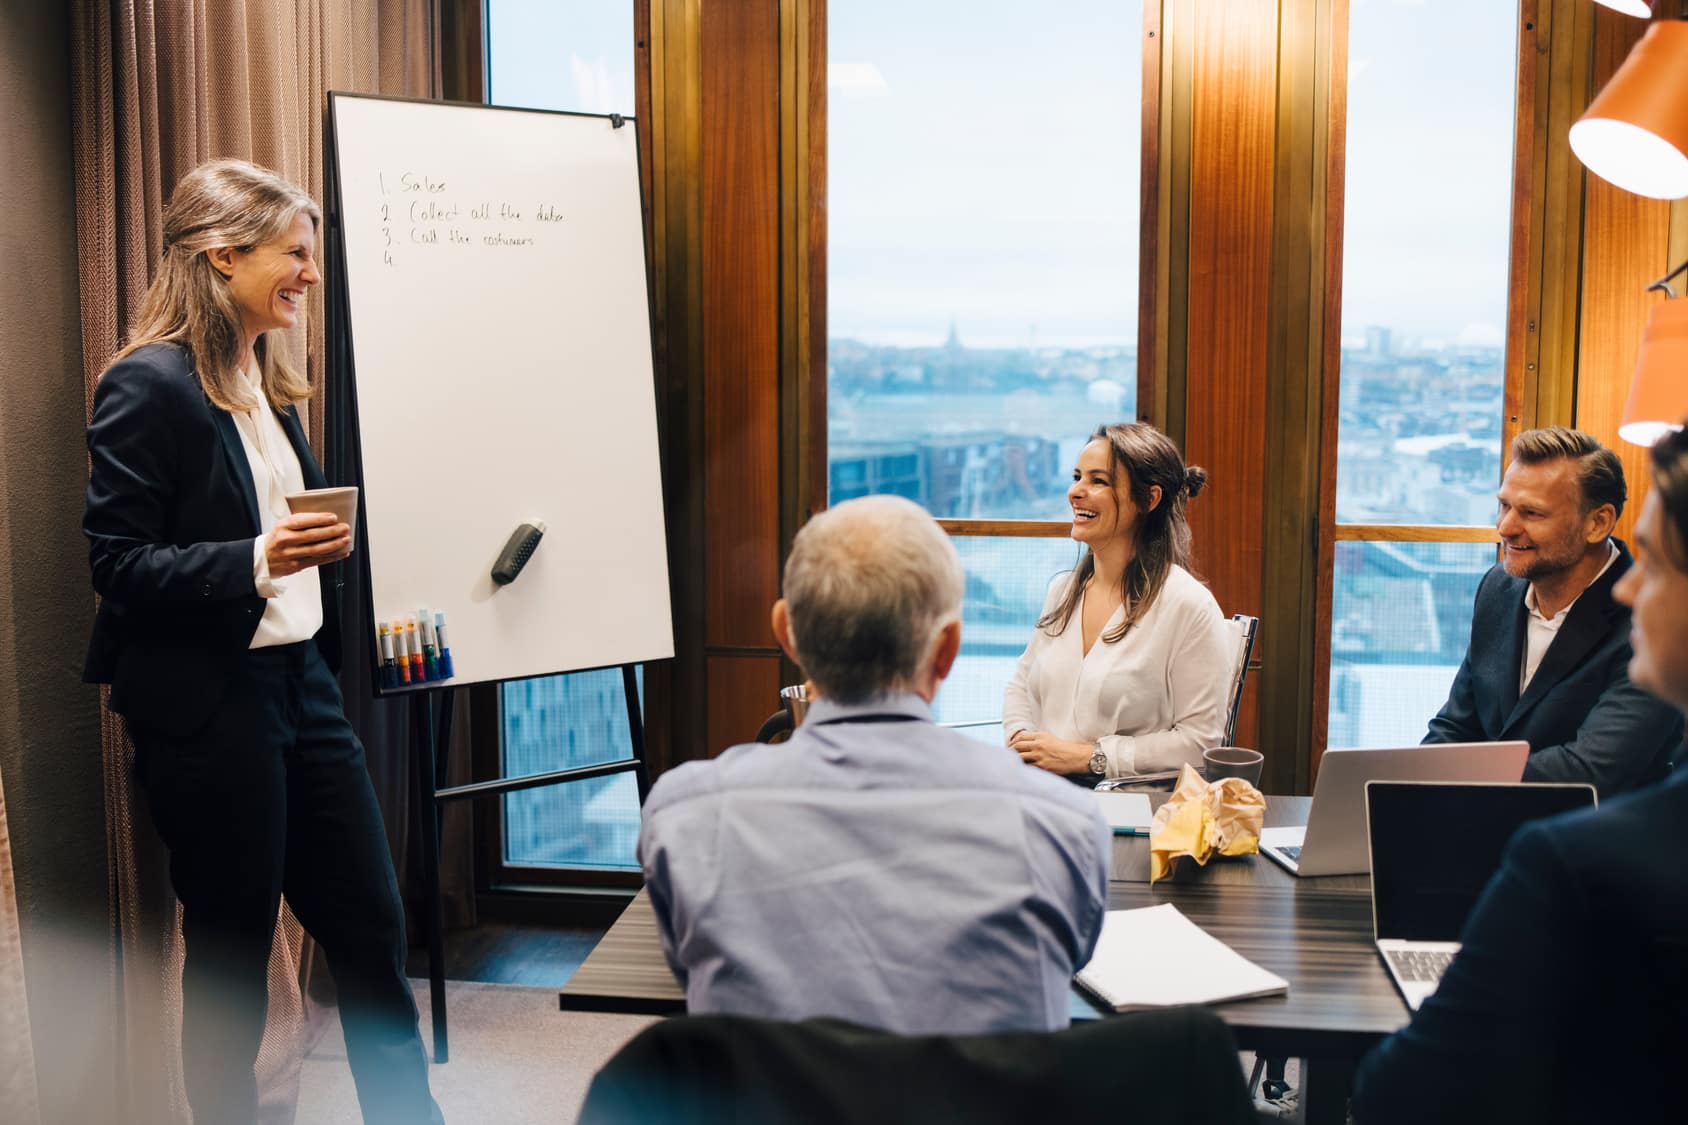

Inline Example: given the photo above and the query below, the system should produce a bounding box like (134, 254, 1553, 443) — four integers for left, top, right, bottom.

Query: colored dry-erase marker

(394, 619, 412, 685)
(378, 622, 397, 689)
(406, 619, 424, 684)
(418, 606, 440, 681)
(434, 611, 454, 679)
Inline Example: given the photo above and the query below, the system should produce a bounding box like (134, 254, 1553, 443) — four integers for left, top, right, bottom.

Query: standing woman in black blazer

(83, 160, 439, 1124)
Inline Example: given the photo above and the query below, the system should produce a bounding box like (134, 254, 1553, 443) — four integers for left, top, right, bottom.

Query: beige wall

(0, 2, 117, 1121)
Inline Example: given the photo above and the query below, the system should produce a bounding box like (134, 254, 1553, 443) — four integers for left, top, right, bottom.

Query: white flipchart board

(330, 94, 672, 690)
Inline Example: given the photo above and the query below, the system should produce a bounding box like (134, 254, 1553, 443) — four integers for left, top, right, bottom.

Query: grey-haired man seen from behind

(637, 495, 1111, 1035)
(1424, 427, 1682, 796)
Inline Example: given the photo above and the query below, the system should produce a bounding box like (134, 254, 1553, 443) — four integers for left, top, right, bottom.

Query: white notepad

(1091, 791, 1155, 836)
(1075, 903, 1289, 1010)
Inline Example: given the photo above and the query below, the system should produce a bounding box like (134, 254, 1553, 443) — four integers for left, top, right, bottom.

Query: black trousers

(131, 639, 438, 1125)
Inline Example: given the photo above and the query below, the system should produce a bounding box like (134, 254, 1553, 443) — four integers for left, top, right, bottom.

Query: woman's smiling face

(219, 210, 320, 345)
(1068, 439, 1133, 546)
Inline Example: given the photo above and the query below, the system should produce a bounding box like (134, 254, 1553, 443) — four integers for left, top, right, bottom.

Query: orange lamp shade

(1569, 20, 1688, 200)
(1620, 297, 1688, 447)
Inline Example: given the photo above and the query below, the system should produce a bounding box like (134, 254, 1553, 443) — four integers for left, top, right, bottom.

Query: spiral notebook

(1075, 904, 1289, 1010)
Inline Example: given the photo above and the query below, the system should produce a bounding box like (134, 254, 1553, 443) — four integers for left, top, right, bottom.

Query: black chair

(754, 685, 810, 744)
(1223, 614, 1260, 748)
(578, 1008, 1256, 1125)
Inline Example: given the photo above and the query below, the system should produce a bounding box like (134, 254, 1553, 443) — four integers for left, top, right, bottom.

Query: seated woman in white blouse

(1004, 422, 1233, 785)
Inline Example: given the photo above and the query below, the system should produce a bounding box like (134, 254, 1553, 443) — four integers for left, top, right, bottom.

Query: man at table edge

(635, 494, 1111, 1035)
(1422, 426, 1682, 797)
(1353, 423, 1688, 1124)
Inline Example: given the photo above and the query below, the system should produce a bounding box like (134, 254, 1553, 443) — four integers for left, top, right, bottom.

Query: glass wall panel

(934, 537, 1086, 730)
(828, 0, 1143, 518)
(1334, 0, 1519, 526)
(489, 1, 640, 871)
(1327, 541, 1496, 749)
(488, 0, 634, 115)
(500, 668, 643, 870)
(1327, 2, 1517, 748)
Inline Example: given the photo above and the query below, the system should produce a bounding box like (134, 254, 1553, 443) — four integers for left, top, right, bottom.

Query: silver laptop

(941, 720, 1005, 747)
(1366, 780, 1595, 1009)
(1259, 742, 1529, 876)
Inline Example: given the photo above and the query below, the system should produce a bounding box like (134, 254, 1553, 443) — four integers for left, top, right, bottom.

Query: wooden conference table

(558, 796, 1409, 1125)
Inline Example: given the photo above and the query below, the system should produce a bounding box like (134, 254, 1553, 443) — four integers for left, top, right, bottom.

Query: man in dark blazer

(1424, 427, 1681, 797)
(1354, 425, 1688, 1125)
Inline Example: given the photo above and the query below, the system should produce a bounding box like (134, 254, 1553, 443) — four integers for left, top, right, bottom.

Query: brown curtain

(0, 768, 41, 1125)
(67, 4, 469, 1122)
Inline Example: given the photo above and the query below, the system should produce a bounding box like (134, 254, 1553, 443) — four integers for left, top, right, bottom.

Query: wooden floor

(406, 921, 609, 988)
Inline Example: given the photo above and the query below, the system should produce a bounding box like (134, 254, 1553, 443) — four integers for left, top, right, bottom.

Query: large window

(1328, 0, 1520, 747)
(828, 0, 1146, 723)
(487, 0, 641, 871)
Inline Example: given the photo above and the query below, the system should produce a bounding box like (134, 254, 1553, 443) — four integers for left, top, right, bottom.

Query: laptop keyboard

(1384, 948, 1454, 984)
(1278, 846, 1301, 861)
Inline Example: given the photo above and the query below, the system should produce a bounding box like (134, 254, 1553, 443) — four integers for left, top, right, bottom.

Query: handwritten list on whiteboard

(331, 94, 672, 691)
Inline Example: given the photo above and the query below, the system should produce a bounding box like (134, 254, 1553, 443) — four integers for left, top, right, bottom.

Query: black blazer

(1423, 541, 1682, 797)
(83, 343, 343, 737)
(1352, 765, 1688, 1125)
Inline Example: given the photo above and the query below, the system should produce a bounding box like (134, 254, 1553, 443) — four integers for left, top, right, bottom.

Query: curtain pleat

(68, 5, 451, 1122)
(0, 767, 41, 1124)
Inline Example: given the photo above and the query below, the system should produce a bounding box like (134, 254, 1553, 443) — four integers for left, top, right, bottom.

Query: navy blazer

(83, 343, 343, 737)
(1423, 542, 1682, 797)
(1352, 765, 1688, 1124)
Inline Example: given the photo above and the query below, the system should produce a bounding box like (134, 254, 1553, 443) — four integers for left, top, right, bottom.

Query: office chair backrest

(1225, 614, 1260, 747)
(578, 1008, 1256, 1125)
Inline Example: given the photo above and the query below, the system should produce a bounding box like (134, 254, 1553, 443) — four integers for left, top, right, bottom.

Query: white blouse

(230, 361, 321, 648)
(1002, 564, 1233, 781)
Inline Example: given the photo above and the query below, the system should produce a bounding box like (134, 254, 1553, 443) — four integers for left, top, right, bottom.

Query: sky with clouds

(487, 0, 1519, 352)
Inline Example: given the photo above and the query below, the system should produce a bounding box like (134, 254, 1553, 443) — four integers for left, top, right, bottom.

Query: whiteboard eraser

(492, 520, 546, 585)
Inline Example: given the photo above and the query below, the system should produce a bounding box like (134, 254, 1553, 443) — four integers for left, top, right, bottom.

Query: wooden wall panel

(648, 0, 710, 768)
(1181, 0, 1278, 750)
(1309, 0, 1349, 782)
(1504, 0, 1543, 448)
(1533, 0, 1597, 429)
(1574, 9, 1671, 548)
(706, 655, 784, 756)
(701, 0, 782, 651)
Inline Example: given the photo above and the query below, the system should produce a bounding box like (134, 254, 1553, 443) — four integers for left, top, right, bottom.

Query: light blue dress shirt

(637, 692, 1112, 1035)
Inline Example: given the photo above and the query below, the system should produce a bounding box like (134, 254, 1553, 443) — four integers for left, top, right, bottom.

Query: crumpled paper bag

(1148, 763, 1267, 883)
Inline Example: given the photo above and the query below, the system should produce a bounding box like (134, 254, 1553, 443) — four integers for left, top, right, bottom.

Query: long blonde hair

(115, 158, 319, 413)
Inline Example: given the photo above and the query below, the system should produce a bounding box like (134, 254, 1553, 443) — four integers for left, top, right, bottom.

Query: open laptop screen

(1368, 781, 1595, 942)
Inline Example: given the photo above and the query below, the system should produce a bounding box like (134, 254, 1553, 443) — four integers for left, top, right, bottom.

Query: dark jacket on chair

(578, 1008, 1256, 1125)
(1423, 541, 1681, 797)
(83, 343, 343, 737)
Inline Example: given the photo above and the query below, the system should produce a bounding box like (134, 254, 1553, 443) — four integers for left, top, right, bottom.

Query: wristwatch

(1088, 748, 1108, 777)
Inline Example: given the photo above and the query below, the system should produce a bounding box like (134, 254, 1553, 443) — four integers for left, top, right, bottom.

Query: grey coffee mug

(1203, 746, 1264, 787)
